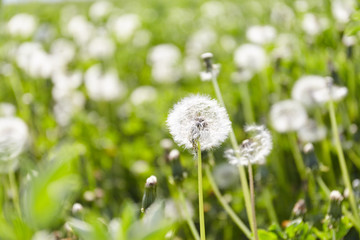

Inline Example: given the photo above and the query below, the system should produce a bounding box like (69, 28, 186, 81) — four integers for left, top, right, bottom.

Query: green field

(1, 0, 360, 239)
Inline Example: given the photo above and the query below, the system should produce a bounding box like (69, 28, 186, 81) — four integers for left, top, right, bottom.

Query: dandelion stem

(178, 186, 200, 240)
(332, 229, 336, 240)
(240, 83, 255, 123)
(263, 188, 278, 226)
(328, 100, 360, 222)
(197, 141, 206, 240)
(204, 164, 252, 239)
(8, 171, 21, 217)
(289, 133, 307, 181)
(247, 161, 258, 240)
(211, 71, 254, 235)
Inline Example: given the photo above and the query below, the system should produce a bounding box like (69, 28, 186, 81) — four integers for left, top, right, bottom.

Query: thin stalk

(247, 162, 258, 240)
(289, 133, 307, 181)
(328, 100, 360, 221)
(332, 229, 336, 240)
(197, 141, 206, 240)
(178, 186, 200, 240)
(263, 188, 278, 226)
(8, 171, 21, 216)
(240, 83, 255, 123)
(204, 165, 252, 239)
(211, 73, 254, 234)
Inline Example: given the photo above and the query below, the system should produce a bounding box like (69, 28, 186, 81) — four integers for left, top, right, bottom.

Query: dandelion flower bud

(327, 190, 343, 228)
(167, 95, 231, 151)
(226, 125, 272, 166)
(302, 143, 319, 171)
(168, 149, 185, 183)
(72, 203, 83, 215)
(270, 100, 307, 133)
(141, 175, 157, 213)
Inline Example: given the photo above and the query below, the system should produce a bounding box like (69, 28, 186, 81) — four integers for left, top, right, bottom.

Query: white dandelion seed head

(89, 1, 113, 21)
(234, 44, 267, 73)
(226, 125, 272, 166)
(342, 35, 356, 47)
(107, 14, 141, 42)
(302, 13, 328, 36)
(130, 86, 157, 106)
(186, 28, 217, 56)
(167, 95, 231, 151)
(0, 103, 16, 117)
(297, 119, 327, 143)
(270, 100, 308, 133)
(331, 0, 354, 24)
(0, 117, 28, 164)
(148, 44, 181, 66)
(86, 34, 115, 59)
(66, 15, 95, 45)
(7, 13, 38, 38)
(213, 163, 239, 189)
(291, 75, 328, 106)
(84, 64, 127, 101)
(312, 80, 348, 104)
(246, 25, 277, 45)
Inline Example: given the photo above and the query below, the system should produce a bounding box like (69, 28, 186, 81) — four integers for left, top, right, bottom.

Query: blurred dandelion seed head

(167, 95, 231, 151)
(270, 100, 308, 133)
(0, 117, 28, 172)
(246, 25, 277, 45)
(298, 120, 327, 143)
(234, 44, 267, 74)
(226, 125, 272, 166)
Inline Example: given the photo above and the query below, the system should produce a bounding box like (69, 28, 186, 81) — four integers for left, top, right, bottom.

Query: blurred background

(1, 0, 360, 239)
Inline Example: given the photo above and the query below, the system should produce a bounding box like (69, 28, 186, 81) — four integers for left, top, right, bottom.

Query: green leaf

(258, 229, 278, 240)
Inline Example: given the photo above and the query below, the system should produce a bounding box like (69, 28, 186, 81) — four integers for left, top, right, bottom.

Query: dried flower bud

(292, 199, 307, 218)
(141, 175, 157, 213)
(168, 149, 185, 183)
(327, 190, 343, 228)
(201, 52, 214, 72)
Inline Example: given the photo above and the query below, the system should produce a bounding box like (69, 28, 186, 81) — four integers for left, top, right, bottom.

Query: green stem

(211, 72, 254, 234)
(8, 171, 21, 217)
(289, 133, 307, 181)
(247, 162, 258, 240)
(204, 165, 252, 239)
(263, 188, 278, 226)
(197, 141, 206, 240)
(332, 229, 336, 240)
(240, 83, 255, 123)
(328, 100, 359, 221)
(178, 186, 200, 240)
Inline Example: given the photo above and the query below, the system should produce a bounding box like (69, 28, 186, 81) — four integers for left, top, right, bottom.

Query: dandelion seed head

(270, 100, 308, 133)
(291, 75, 328, 106)
(145, 175, 157, 187)
(89, 1, 113, 21)
(246, 25, 277, 45)
(213, 163, 239, 189)
(130, 86, 157, 106)
(226, 125, 272, 166)
(298, 120, 327, 143)
(342, 35, 356, 47)
(0, 103, 16, 117)
(7, 13, 38, 38)
(0, 117, 28, 172)
(167, 95, 231, 151)
(312, 81, 348, 104)
(234, 44, 267, 73)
